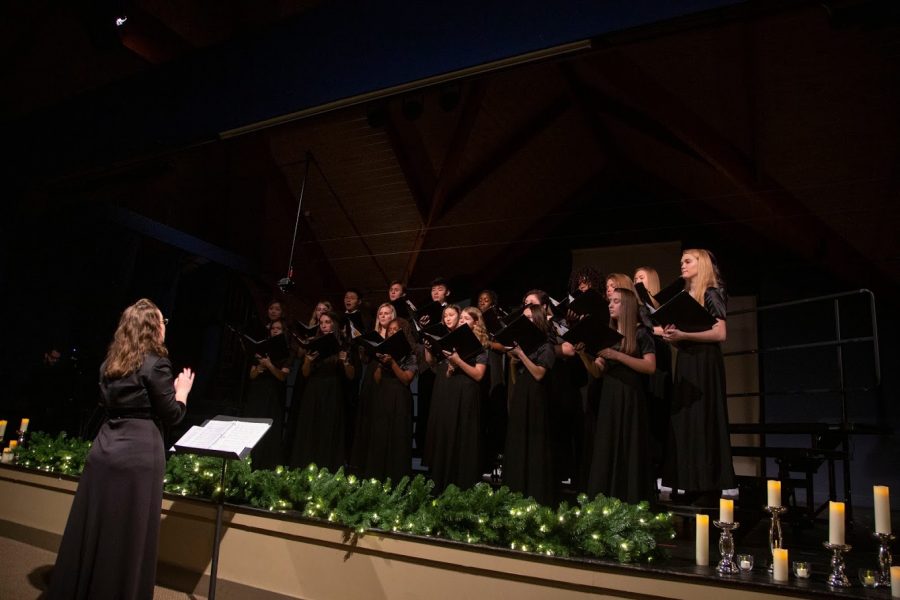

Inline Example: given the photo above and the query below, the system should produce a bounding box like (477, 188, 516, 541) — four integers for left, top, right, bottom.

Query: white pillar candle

(719, 498, 733, 524)
(19, 418, 29, 433)
(874, 486, 891, 535)
(1, 448, 11, 464)
(773, 548, 788, 582)
(890, 565, 900, 598)
(0, 420, 7, 439)
(829, 501, 845, 545)
(767, 480, 782, 508)
(696, 514, 709, 566)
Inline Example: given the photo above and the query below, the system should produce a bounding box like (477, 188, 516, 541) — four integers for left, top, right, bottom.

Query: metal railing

(724, 289, 882, 520)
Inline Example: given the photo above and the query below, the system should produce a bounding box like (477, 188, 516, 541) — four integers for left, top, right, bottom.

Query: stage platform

(2, 463, 893, 599)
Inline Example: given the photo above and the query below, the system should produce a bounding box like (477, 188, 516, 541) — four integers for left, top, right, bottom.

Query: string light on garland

(17, 430, 675, 564)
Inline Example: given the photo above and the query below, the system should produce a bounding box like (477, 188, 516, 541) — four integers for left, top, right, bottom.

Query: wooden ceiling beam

(439, 93, 572, 220)
(385, 106, 438, 222)
(401, 80, 487, 285)
(578, 51, 884, 285)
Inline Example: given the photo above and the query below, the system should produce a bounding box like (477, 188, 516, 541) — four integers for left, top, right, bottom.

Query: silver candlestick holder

(823, 542, 851, 587)
(764, 506, 786, 572)
(874, 532, 893, 587)
(714, 521, 740, 574)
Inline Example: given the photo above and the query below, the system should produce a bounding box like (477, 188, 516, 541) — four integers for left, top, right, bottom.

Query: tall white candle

(696, 514, 709, 566)
(829, 501, 845, 545)
(874, 486, 891, 535)
(767, 480, 782, 508)
(719, 498, 733, 524)
(773, 548, 788, 582)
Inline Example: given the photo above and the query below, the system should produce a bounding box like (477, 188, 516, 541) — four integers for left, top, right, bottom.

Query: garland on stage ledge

(12, 432, 675, 563)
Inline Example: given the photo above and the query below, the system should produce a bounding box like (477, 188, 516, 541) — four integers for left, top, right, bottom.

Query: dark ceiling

(4, 0, 899, 314)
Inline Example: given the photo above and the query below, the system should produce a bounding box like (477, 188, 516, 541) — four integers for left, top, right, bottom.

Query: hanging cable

(278, 151, 312, 293)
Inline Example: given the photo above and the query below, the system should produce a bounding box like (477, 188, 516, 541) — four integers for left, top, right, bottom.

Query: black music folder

(292, 320, 319, 340)
(242, 333, 290, 362)
(493, 313, 547, 356)
(653, 278, 685, 306)
(299, 333, 341, 359)
(481, 306, 507, 336)
(634, 282, 654, 307)
(567, 289, 607, 318)
(650, 290, 717, 332)
(423, 325, 483, 361)
(561, 314, 623, 355)
(391, 297, 416, 321)
(415, 301, 445, 327)
(359, 331, 413, 361)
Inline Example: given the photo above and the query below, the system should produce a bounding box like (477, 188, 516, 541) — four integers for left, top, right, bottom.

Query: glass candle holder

(737, 554, 754, 572)
(859, 568, 879, 588)
(793, 561, 811, 579)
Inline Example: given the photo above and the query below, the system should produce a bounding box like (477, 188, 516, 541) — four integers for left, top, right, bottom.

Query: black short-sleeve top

(704, 287, 727, 321)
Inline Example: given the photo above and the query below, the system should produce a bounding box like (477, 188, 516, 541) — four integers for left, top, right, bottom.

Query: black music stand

(171, 415, 272, 600)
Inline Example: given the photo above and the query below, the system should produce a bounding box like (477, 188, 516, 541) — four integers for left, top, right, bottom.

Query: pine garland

(11, 432, 675, 563)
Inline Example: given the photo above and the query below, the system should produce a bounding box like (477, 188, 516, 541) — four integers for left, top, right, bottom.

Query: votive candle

(829, 501, 845, 545)
(874, 486, 891, 534)
(773, 548, 788, 582)
(696, 514, 709, 566)
(767, 480, 782, 507)
(719, 498, 733, 523)
(19, 418, 29, 433)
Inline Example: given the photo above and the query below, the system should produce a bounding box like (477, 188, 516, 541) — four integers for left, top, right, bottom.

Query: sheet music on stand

(171, 416, 272, 460)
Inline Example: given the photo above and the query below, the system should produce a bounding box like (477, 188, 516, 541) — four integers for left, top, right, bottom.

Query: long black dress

(290, 354, 347, 472)
(503, 341, 556, 505)
(588, 327, 656, 504)
(364, 354, 417, 483)
(663, 287, 735, 492)
(424, 350, 487, 493)
(481, 347, 507, 471)
(47, 354, 186, 600)
(639, 304, 673, 478)
(243, 356, 289, 470)
(349, 352, 379, 473)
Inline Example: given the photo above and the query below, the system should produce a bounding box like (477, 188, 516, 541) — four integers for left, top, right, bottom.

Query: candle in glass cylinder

(8, 440, 17, 450)
(0, 419, 7, 438)
(719, 498, 733, 523)
(696, 514, 709, 566)
(890, 566, 900, 598)
(19, 418, 29, 433)
(829, 501, 845, 545)
(773, 548, 788, 582)
(874, 486, 891, 534)
(767, 480, 782, 507)
(1, 448, 11, 464)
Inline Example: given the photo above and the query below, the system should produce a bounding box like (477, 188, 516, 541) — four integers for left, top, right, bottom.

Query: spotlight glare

(115, 16, 128, 27)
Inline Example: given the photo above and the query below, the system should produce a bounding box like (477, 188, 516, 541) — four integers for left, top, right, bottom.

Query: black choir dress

(588, 327, 656, 504)
(243, 356, 289, 470)
(290, 354, 347, 472)
(423, 350, 487, 492)
(639, 304, 674, 477)
(47, 354, 186, 600)
(482, 347, 507, 471)
(503, 341, 556, 505)
(349, 352, 379, 473)
(364, 354, 417, 483)
(663, 288, 735, 492)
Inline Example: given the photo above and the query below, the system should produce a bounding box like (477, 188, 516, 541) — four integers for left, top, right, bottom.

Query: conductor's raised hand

(174, 368, 195, 403)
